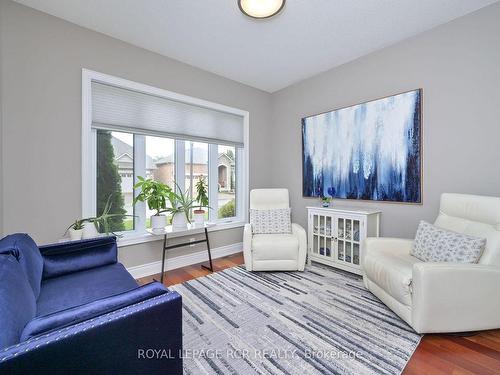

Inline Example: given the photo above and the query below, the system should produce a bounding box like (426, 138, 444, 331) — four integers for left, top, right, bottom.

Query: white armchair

(363, 193, 500, 333)
(243, 189, 307, 271)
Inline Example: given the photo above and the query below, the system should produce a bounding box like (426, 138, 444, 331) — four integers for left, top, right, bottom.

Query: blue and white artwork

(302, 89, 422, 203)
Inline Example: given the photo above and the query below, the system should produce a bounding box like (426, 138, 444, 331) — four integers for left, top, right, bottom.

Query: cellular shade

(91, 82, 244, 146)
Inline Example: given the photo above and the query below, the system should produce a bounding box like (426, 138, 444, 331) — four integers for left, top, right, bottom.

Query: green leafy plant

(96, 130, 128, 232)
(70, 220, 84, 230)
(194, 176, 210, 212)
(164, 183, 198, 223)
(218, 199, 235, 219)
(320, 196, 331, 207)
(65, 194, 133, 237)
(133, 176, 172, 216)
(90, 194, 133, 235)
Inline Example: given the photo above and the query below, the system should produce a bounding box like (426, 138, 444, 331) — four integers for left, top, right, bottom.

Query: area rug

(170, 264, 421, 375)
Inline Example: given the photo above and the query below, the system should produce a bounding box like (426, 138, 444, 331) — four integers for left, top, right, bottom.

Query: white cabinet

(307, 206, 381, 275)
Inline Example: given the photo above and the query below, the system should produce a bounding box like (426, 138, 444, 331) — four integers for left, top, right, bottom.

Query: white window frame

(82, 69, 249, 242)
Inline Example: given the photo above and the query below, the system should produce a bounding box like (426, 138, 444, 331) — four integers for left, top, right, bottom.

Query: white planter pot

(69, 228, 83, 241)
(151, 215, 167, 230)
(172, 212, 188, 229)
(82, 222, 99, 239)
(193, 211, 205, 226)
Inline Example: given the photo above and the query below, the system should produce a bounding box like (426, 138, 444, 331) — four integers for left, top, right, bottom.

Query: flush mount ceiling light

(238, 0, 286, 19)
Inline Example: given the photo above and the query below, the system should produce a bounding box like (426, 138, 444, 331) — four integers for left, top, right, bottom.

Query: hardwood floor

(136, 252, 244, 287)
(137, 253, 500, 374)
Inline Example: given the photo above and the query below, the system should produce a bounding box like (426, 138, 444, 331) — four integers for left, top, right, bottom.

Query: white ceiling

(13, 0, 498, 92)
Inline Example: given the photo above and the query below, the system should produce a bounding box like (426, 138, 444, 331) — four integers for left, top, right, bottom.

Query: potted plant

(193, 177, 210, 226)
(68, 220, 84, 240)
(87, 194, 134, 237)
(320, 196, 331, 207)
(133, 177, 171, 230)
(82, 220, 100, 239)
(66, 194, 134, 240)
(165, 183, 198, 229)
(319, 187, 336, 207)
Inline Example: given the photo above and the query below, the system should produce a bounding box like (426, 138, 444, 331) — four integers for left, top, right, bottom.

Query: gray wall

(0, 0, 272, 267)
(270, 3, 500, 238)
(2, 0, 500, 269)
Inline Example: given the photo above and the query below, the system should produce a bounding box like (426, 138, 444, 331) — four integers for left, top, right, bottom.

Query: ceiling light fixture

(238, 0, 286, 19)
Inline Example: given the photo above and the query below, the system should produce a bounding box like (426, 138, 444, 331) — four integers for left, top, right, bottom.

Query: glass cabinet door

(353, 243, 360, 265)
(311, 213, 334, 260)
(336, 216, 361, 266)
(312, 214, 319, 255)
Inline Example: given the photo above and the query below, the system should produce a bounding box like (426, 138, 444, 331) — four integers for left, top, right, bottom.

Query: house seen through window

(95, 131, 239, 233)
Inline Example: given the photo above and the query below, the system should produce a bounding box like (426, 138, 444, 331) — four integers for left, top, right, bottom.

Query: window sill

(117, 221, 246, 248)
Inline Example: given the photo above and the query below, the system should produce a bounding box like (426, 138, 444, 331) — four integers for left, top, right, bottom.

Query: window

(83, 70, 248, 239)
(94, 133, 242, 234)
(217, 145, 236, 220)
(96, 130, 134, 232)
(145, 136, 175, 228)
(185, 141, 208, 198)
(185, 141, 209, 220)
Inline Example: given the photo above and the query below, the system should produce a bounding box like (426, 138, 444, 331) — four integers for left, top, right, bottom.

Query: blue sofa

(0, 234, 182, 374)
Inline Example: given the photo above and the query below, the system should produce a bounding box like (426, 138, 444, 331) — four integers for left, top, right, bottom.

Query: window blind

(91, 82, 244, 147)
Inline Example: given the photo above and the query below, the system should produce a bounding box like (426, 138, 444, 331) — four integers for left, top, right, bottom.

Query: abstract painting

(302, 89, 422, 203)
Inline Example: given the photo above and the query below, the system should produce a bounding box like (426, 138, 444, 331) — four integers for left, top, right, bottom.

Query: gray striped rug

(170, 264, 421, 375)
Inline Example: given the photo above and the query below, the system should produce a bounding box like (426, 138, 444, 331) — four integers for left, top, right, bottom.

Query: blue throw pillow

(0, 234, 43, 298)
(0, 254, 37, 349)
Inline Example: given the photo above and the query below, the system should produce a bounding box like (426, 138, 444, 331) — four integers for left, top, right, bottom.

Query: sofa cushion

(0, 234, 43, 299)
(22, 282, 167, 341)
(252, 234, 298, 261)
(412, 220, 486, 263)
(36, 263, 138, 317)
(0, 254, 37, 349)
(364, 248, 421, 306)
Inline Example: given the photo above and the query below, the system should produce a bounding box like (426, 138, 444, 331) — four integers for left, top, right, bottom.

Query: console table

(307, 206, 381, 275)
(148, 224, 213, 284)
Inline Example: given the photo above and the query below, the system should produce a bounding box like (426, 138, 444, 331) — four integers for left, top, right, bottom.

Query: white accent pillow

(250, 208, 292, 234)
(411, 221, 486, 263)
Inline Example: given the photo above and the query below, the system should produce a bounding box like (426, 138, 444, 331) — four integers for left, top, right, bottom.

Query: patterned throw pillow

(411, 221, 486, 263)
(250, 208, 292, 234)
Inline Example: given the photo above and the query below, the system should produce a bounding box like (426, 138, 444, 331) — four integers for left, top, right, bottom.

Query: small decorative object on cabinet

(307, 206, 381, 275)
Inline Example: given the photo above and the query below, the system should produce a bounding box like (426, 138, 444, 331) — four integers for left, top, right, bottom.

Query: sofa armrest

(243, 223, 253, 271)
(0, 291, 183, 374)
(364, 237, 414, 254)
(21, 282, 168, 341)
(40, 236, 117, 279)
(363, 237, 413, 263)
(292, 223, 307, 271)
(412, 263, 500, 333)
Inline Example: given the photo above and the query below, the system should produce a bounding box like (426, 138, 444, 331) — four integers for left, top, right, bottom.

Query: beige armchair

(243, 189, 307, 271)
(363, 193, 500, 333)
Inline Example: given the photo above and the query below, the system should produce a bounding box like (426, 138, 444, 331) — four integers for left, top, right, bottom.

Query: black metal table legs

(160, 234, 167, 284)
(159, 227, 213, 284)
(200, 227, 213, 272)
